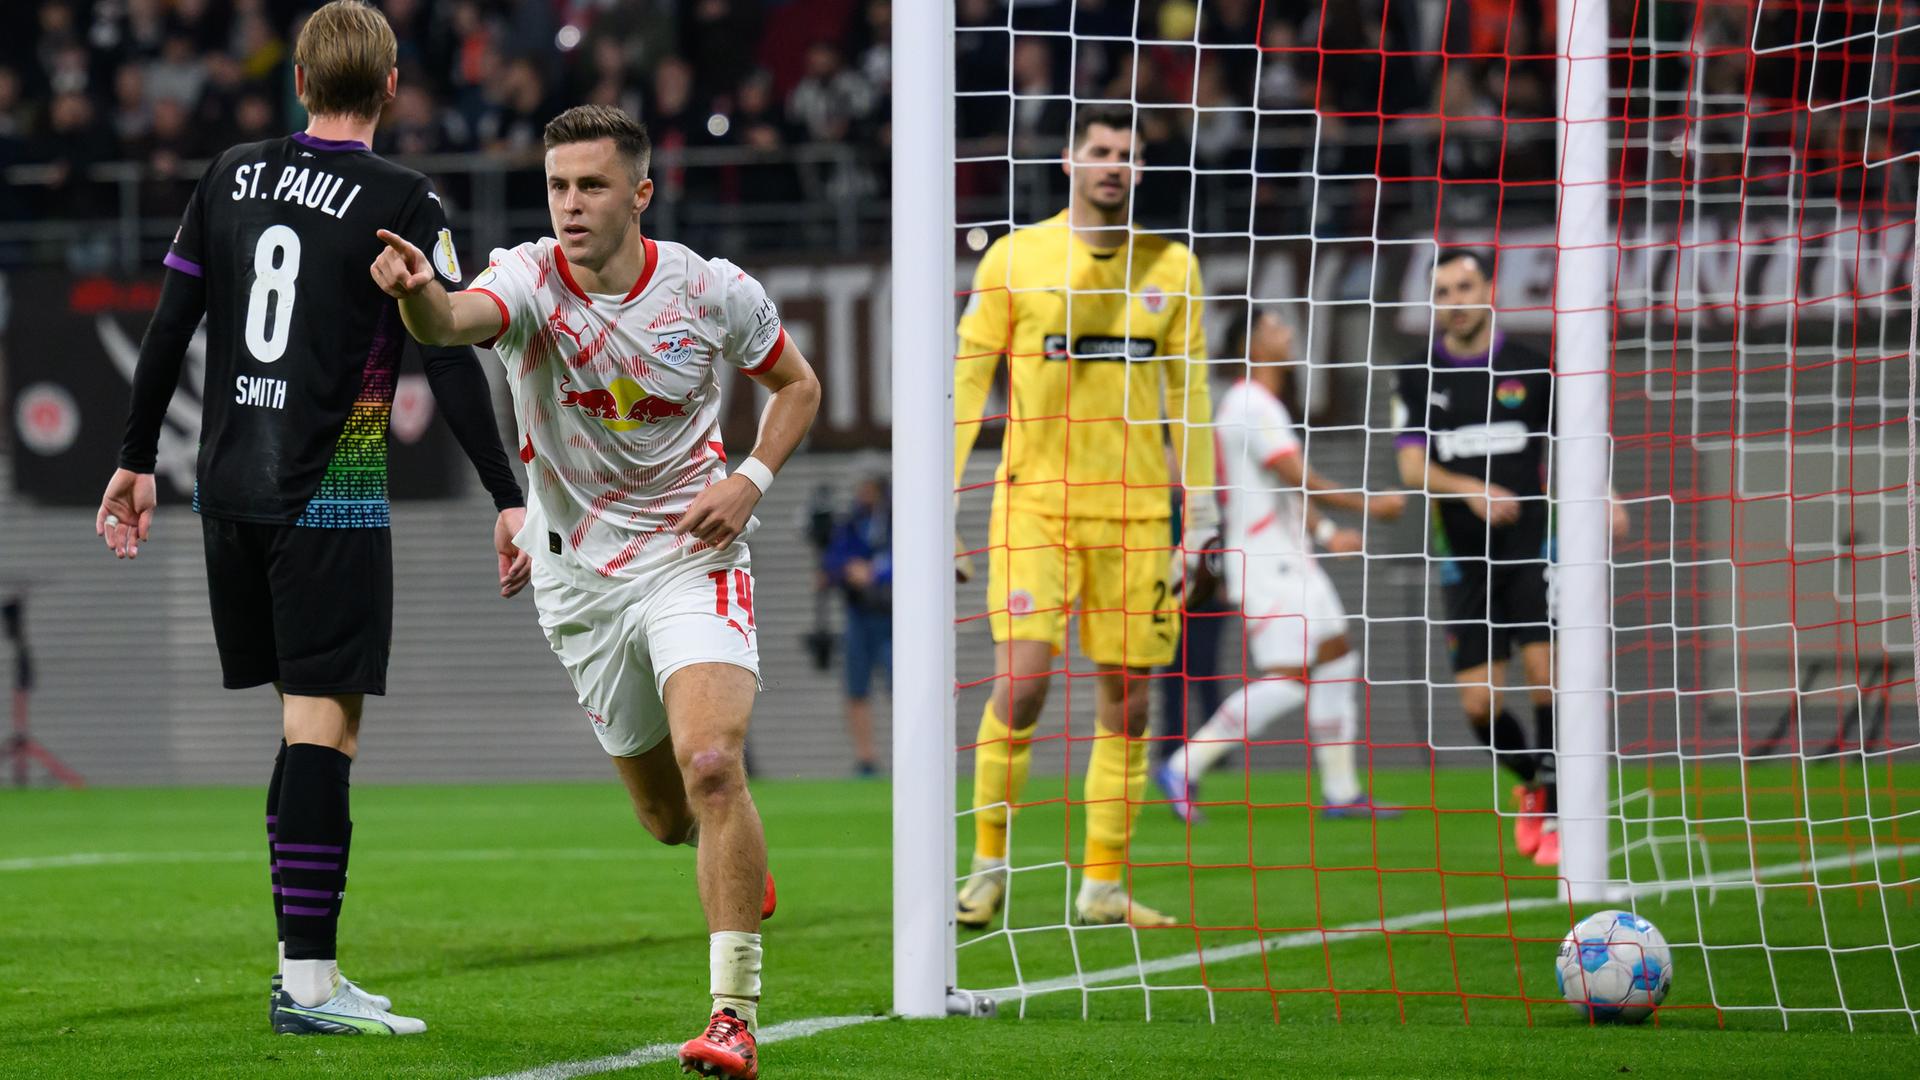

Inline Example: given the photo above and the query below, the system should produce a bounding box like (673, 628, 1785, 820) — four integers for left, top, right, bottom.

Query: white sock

(1076, 875, 1121, 906)
(710, 930, 762, 1029)
(277, 940, 285, 977)
(284, 958, 338, 1008)
(1309, 653, 1363, 804)
(1172, 676, 1308, 781)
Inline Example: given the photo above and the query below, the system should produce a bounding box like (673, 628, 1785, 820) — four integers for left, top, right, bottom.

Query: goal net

(892, 0, 1920, 1031)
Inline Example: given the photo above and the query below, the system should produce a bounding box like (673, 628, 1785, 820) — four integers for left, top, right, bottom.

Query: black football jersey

(1392, 333, 1553, 559)
(165, 133, 467, 526)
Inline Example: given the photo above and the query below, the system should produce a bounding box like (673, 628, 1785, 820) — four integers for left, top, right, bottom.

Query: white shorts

(531, 545, 761, 757)
(1239, 553, 1349, 671)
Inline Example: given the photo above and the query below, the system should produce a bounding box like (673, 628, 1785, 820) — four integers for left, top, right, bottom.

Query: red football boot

(762, 870, 777, 921)
(1513, 784, 1547, 857)
(679, 1009, 758, 1079)
(1532, 827, 1562, 867)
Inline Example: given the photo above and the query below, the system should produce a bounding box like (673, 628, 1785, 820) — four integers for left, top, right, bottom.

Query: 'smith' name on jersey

(235, 375, 287, 410)
(463, 235, 788, 589)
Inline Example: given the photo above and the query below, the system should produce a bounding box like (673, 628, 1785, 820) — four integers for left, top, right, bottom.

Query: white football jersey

(1215, 379, 1308, 584)
(463, 235, 786, 590)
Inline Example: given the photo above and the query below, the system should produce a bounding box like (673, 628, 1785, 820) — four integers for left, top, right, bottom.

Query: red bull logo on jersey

(557, 375, 689, 431)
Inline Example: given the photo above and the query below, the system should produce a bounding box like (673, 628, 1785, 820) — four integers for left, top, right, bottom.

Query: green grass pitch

(2, 770, 1916, 1078)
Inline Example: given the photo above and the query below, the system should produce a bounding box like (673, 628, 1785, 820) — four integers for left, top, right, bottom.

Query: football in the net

(1554, 909, 1673, 1023)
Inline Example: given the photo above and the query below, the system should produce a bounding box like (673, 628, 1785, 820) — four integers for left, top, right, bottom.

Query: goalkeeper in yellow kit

(954, 104, 1214, 929)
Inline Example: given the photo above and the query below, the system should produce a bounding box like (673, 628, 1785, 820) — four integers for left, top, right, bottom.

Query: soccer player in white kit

(370, 105, 819, 1080)
(1155, 311, 1402, 823)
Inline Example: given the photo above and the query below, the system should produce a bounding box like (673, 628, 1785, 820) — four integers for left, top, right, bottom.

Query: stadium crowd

(0, 1, 1897, 232)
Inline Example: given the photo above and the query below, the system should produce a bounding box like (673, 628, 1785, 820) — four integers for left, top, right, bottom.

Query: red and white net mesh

(950, 0, 1919, 1029)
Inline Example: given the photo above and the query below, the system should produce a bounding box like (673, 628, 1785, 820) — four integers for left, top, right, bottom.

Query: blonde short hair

(294, 1, 397, 121)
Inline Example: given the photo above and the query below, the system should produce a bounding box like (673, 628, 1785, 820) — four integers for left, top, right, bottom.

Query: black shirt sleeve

(163, 159, 209, 276)
(395, 180, 524, 512)
(118, 266, 207, 472)
(1392, 365, 1427, 450)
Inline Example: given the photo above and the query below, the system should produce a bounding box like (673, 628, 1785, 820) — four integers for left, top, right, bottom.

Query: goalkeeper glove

(1172, 493, 1223, 610)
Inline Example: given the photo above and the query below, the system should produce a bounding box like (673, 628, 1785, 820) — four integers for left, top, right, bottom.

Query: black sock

(1471, 711, 1538, 783)
(275, 743, 352, 962)
(1533, 702, 1558, 798)
(267, 740, 288, 949)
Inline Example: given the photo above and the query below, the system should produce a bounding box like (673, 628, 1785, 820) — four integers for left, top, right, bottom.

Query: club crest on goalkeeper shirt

(462, 235, 788, 587)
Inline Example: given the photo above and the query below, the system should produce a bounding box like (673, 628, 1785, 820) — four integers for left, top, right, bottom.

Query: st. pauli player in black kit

(1392, 250, 1628, 868)
(93, 1, 527, 1035)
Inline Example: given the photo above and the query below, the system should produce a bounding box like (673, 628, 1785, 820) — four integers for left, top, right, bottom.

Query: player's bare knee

(1000, 679, 1049, 732)
(1460, 687, 1495, 729)
(680, 748, 745, 810)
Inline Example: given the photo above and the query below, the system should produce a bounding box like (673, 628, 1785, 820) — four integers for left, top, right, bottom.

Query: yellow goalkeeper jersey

(955, 210, 1212, 522)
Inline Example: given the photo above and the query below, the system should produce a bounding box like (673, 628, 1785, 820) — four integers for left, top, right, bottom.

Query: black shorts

(1440, 558, 1551, 673)
(202, 515, 393, 696)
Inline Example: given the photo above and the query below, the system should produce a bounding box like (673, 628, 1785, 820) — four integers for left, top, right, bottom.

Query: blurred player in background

(953, 103, 1214, 930)
(1393, 250, 1627, 868)
(821, 475, 892, 777)
(373, 104, 819, 1080)
(1155, 311, 1403, 823)
(95, 0, 525, 1036)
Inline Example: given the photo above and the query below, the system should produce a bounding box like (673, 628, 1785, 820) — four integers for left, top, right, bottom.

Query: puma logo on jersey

(548, 308, 585, 349)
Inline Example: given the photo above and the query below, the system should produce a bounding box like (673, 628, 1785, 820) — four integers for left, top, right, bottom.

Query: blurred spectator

(821, 476, 891, 778)
(577, 35, 644, 120)
(849, 1, 891, 95)
(380, 84, 456, 156)
(1009, 37, 1067, 149)
(643, 53, 702, 148)
(682, 0, 762, 105)
(788, 40, 876, 144)
(145, 33, 208, 110)
(722, 69, 802, 204)
(112, 65, 151, 147)
(475, 56, 551, 156)
(0, 66, 27, 144)
(34, 91, 114, 217)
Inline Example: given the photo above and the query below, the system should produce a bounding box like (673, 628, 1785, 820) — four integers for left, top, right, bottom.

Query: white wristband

(734, 456, 775, 495)
(1313, 517, 1339, 548)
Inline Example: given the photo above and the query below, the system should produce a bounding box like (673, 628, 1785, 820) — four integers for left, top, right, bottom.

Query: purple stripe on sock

(282, 905, 332, 917)
(275, 859, 341, 871)
(272, 843, 345, 854)
(279, 886, 335, 900)
(163, 250, 203, 277)
(265, 815, 278, 825)
(267, 833, 276, 843)
(271, 885, 282, 894)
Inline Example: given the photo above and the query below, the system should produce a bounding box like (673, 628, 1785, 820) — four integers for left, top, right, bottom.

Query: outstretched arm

(370, 229, 506, 347)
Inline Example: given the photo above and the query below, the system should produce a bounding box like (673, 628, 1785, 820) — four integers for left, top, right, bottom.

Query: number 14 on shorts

(709, 569, 756, 643)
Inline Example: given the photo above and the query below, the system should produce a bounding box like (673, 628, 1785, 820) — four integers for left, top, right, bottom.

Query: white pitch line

(0, 845, 891, 872)
(472, 1014, 882, 1080)
(985, 842, 1920, 1001)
